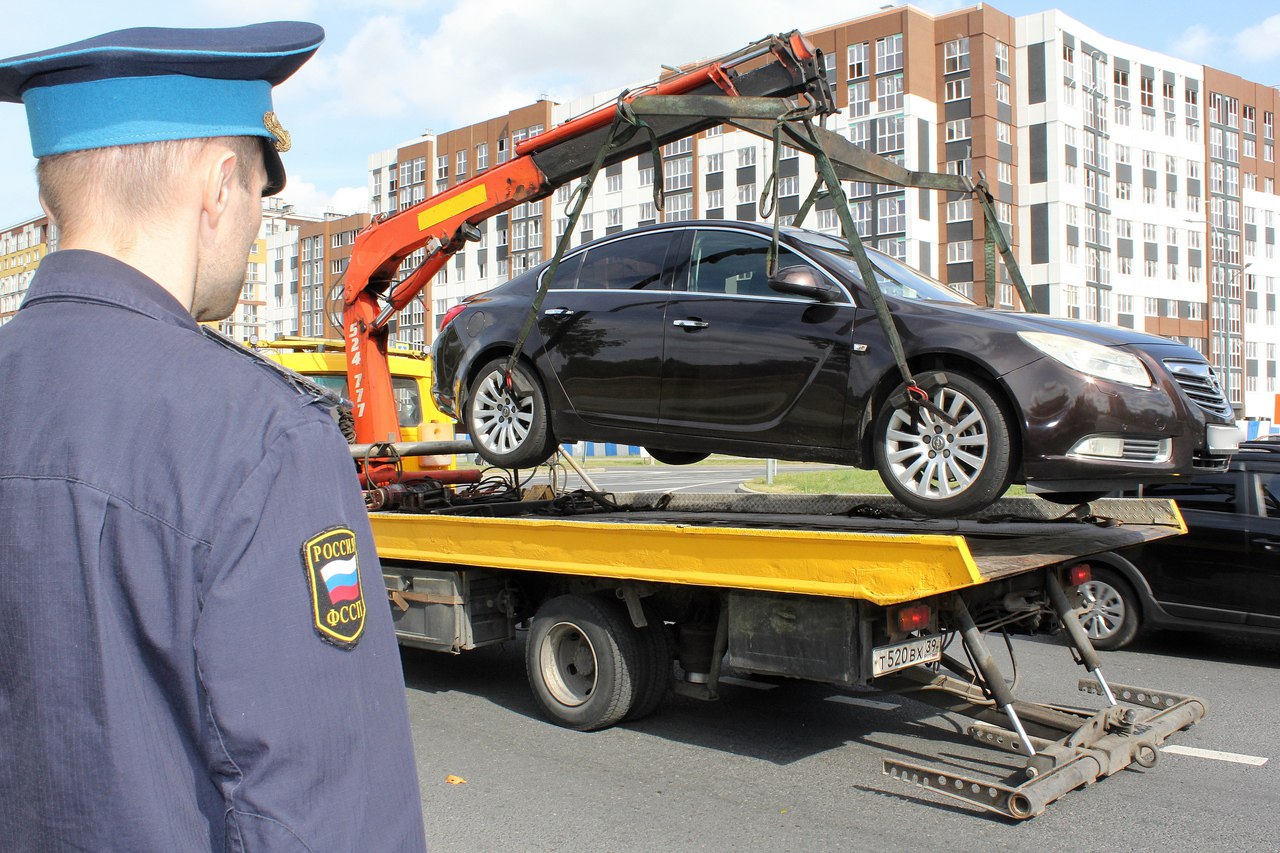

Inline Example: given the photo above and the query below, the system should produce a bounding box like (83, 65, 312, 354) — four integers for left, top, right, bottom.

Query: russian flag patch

(302, 526, 366, 649)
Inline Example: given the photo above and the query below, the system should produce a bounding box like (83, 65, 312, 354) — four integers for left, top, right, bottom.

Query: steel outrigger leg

(880, 583, 1209, 819)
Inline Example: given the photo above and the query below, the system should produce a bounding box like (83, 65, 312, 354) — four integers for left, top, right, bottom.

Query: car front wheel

(873, 372, 1013, 517)
(466, 357, 556, 469)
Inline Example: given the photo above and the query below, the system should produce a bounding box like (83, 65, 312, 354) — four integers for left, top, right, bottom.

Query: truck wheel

(526, 595, 640, 731)
(466, 357, 556, 469)
(1077, 567, 1141, 650)
(625, 620, 672, 722)
(873, 372, 1013, 517)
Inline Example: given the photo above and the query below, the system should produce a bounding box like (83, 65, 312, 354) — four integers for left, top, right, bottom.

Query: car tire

(646, 448, 710, 466)
(625, 619, 672, 722)
(873, 372, 1014, 517)
(1077, 567, 1141, 651)
(526, 595, 641, 731)
(465, 357, 556, 469)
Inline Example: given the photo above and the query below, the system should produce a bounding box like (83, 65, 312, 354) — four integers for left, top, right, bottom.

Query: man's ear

(37, 193, 56, 229)
(200, 146, 240, 230)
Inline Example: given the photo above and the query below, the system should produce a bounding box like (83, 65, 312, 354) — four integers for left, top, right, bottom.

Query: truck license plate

(872, 635, 942, 677)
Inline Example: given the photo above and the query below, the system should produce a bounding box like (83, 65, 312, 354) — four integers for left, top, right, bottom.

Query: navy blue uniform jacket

(0, 251, 427, 851)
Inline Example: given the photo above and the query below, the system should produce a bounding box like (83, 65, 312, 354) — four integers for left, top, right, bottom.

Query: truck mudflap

(875, 571, 1206, 819)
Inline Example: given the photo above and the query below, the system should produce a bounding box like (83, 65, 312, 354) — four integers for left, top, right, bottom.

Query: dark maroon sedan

(432, 221, 1238, 516)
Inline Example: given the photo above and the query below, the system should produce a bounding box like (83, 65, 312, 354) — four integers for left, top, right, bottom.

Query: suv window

(1263, 473, 1280, 519)
(1142, 473, 1237, 513)
(689, 230, 808, 297)
(577, 232, 674, 290)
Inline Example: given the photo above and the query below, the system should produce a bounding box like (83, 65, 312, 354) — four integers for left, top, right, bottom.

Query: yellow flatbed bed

(370, 492, 1184, 606)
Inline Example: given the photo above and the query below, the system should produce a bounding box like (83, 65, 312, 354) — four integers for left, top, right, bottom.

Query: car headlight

(1017, 332, 1153, 387)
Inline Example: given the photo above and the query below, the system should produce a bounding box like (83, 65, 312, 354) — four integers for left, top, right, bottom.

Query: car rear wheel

(873, 372, 1013, 517)
(1077, 567, 1141, 651)
(646, 448, 710, 466)
(466, 357, 556, 469)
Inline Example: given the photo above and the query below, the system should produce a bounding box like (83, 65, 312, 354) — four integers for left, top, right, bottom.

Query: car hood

(896, 299, 1185, 350)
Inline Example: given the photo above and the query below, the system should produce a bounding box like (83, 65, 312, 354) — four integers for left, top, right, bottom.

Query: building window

(848, 81, 871, 117)
(606, 174, 622, 193)
(995, 122, 1011, 144)
(947, 241, 973, 263)
(945, 118, 971, 142)
(848, 41, 869, 78)
(497, 135, 509, 164)
(738, 147, 756, 167)
(705, 152, 723, 173)
(876, 74, 903, 111)
(877, 195, 905, 233)
(664, 156, 693, 192)
(606, 208, 622, 228)
(877, 115, 905, 152)
(705, 189, 723, 210)
(995, 41, 1010, 76)
(639, 167, 654, 186)
(1140, 76, 1154, 108)
(944, 38, 969, 74)
(945, 78, 970, 102)
(877, 34, 903, 73)
(475, 142, 488, 171)
(994, 80, 1011, 105)
(997, 162, 1012, 184)
(737, 183, 757, 204)
(946, 199, 971, 222)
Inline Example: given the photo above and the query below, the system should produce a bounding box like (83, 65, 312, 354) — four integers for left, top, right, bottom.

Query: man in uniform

(0, 23, 428, 851)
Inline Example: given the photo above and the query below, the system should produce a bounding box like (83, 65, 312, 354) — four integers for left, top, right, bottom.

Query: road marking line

(720, 676, 777, 691)
(1161, 745, 1268, 766)
(633, 479, 745, 493)
(826, 695, 899, 711)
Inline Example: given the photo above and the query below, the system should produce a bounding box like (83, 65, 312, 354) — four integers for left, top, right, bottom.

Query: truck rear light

(895, 604, 931, 633)
(1063, 563, 1092, 588)
(438, 303, 467, 331)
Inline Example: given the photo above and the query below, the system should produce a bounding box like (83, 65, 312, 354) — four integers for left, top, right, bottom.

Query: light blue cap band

(23, 74, 274, 157)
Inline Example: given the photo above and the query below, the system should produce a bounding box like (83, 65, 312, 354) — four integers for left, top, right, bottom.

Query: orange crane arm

(342, 31, 831, 465)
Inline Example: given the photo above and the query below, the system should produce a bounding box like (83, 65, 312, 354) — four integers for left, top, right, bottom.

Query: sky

(1, 0, 1278, 227)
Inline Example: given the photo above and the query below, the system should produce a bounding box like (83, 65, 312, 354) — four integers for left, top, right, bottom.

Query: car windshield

(787, 228, 974, 305)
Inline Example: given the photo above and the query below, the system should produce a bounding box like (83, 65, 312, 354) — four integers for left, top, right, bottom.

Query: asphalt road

(399, 462, 1278, 851)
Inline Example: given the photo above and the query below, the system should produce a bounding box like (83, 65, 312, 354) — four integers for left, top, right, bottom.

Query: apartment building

(0, 215, 53, 326)
(295, 211, 373, 340)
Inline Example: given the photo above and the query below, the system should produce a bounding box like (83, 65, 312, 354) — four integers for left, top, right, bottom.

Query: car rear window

(576, 232, 674, 290)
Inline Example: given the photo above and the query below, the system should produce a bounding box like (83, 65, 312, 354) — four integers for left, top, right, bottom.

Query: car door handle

(672, 319, 709, 329)
(543, 307, 575, 317)
(1252, 537, 1280, 550)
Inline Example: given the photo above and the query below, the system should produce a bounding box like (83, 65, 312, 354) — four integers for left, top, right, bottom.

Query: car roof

(560, 219, 891, 263)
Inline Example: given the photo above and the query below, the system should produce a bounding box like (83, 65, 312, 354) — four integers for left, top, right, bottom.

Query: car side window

(576, 232, 673, 290)
(544, 253, 584, 290)
(1141, 475, 1237, 513)
(688, 231, 809, 298)
(1262, 473, 1280, 519)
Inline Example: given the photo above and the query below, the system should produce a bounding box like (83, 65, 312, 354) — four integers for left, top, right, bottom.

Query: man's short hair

(37, 136, 262, 238)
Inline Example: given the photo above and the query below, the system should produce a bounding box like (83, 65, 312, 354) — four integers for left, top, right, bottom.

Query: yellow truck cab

(254, 336, 455, 471)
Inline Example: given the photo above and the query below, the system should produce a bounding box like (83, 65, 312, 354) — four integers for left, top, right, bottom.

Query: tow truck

(327, 31, 1208, 819)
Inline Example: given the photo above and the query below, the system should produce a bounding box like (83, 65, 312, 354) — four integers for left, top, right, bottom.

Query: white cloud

(1169, 24, 1223, 63)
(1234, 14, 1280, 63)
(276, 176, 368, 216)
(295, 0, 889, 129)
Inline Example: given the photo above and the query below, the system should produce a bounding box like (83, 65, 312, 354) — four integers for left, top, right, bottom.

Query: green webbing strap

(792, 177, 825, 229)
(503, 108, 636, 381)
(759, 120, 785, 276)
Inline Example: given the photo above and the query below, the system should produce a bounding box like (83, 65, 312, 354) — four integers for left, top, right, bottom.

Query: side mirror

(768, 265, 841, 303)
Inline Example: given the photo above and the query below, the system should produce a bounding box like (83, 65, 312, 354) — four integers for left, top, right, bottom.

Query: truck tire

(526, 595, 641, 731)
(1077, 567, 1141, 651)
(625, 620, 672, 722)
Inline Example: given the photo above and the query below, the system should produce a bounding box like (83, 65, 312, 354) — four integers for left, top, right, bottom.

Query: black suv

(1080, 439, 1280, 649)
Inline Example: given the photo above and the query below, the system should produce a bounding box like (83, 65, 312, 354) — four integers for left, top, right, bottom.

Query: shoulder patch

(301, 526, 365, 649)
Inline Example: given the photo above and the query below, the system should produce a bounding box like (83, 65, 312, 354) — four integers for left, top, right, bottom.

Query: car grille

(1163, 359, 1233, 418)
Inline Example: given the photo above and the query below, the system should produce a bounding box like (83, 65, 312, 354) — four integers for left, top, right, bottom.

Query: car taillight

(438, 303, 467, 331)
(1063, 563, 1092, 588)
(895, 604, 931, 633)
